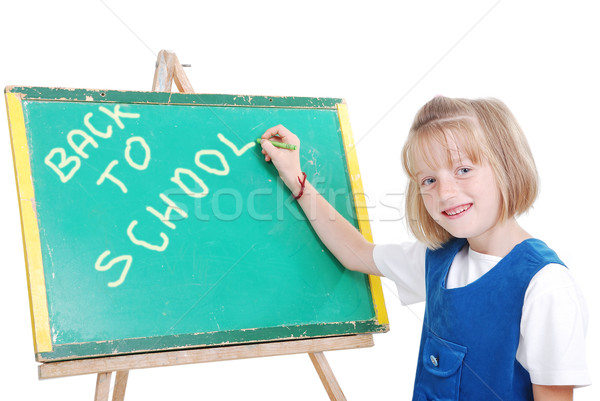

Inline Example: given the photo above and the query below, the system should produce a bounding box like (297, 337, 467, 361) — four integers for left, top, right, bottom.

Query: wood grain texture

(309, 352, 346, 401)
(94, 372, 112, 401)
(39, 335, 373, 379)
(112, 370, 129, 401)
(152, 50, 194, 93)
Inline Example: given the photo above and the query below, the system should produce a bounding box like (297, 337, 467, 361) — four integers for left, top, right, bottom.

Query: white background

(1, 1, 598, 400)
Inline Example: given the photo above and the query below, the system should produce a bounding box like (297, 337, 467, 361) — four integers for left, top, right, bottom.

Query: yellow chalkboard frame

(337, 103, 388, 326)
(6, 91, 53, 353)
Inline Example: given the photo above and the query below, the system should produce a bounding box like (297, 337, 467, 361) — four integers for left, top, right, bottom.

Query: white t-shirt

(373, 241, 591, 387)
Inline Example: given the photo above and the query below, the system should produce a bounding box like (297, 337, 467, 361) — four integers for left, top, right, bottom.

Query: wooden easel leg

(94, 370, 128, 401)
(309, 352, 347, 401)
(112, 371, 129, 401)
(94, 372, 112, 401)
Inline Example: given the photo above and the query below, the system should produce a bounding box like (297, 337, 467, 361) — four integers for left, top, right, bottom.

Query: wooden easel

(152, 49, 194, 93)
(40, 334, 374, 401)
(36, 50, 374, 401)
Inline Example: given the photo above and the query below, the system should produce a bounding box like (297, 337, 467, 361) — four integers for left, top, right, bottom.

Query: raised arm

(259, 125, 380, 276)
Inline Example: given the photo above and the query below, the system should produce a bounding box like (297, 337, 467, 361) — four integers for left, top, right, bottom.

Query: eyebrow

(414, 155, 475, 177)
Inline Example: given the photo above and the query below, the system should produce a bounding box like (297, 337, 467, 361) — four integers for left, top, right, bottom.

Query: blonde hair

(402, 96, 538, 249)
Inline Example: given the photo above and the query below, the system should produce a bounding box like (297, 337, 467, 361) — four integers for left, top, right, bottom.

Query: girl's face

(415, 135, 502, 244)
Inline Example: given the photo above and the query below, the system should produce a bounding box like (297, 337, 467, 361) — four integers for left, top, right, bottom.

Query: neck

(467, 218, 531, 257)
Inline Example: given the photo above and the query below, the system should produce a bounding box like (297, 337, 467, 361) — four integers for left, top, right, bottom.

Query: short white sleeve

(517, 264, 591, 386)
(372, 242, 427, 305)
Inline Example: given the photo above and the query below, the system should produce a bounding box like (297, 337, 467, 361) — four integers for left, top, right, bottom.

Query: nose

(437, 176, 458, 202)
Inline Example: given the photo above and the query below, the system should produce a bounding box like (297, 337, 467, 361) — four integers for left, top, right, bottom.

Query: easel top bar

(4, 86, 344, 109)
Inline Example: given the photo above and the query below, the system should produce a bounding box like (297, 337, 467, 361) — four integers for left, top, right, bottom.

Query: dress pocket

(414, 334, 467, 401)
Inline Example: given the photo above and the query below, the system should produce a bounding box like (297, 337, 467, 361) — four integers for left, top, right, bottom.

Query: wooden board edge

(34, 320, 385, 362)
(5, 91, 53, 353)
(4, 86, 343, 109)
(337, 103, 389, 326)
(39, 334, 374, 379)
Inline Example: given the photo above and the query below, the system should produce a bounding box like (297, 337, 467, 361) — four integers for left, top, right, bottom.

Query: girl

(259, 96, 589, 400)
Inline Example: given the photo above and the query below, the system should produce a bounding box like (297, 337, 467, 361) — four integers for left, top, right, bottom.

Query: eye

(421, 177, 436, 186)
(457, 167, 471, 176)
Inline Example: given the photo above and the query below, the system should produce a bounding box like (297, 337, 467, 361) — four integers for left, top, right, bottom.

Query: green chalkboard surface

(6, 87, 388, 362)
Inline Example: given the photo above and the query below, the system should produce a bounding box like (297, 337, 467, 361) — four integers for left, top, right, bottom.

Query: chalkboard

(5, 86, 388, 362)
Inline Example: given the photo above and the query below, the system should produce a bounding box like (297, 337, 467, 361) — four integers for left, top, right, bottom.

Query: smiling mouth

(443, 203, 472, 217)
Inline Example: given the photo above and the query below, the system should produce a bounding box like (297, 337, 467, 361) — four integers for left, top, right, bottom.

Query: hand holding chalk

(259, 125, 303, 195)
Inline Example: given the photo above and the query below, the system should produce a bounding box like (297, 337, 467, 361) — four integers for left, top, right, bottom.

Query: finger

(262, 125, 298, 144)
(261, 137, 279, 154)
(261, 124, 288, 139)
(260, 147, 272, 161)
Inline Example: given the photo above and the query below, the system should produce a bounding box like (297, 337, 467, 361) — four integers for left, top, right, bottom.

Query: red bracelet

(294, 172, 307, 200)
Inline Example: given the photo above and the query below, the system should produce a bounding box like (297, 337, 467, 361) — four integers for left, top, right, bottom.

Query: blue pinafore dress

(412, 238, 564, 401)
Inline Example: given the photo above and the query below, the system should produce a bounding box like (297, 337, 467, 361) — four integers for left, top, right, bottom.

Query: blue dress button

(430, 355, 439, 367)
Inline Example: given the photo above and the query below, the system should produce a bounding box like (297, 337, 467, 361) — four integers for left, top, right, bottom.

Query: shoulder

(524, 263, 587, 318)
(373, 242, 427, 280)
(373, 242, 427, 269)
(525, 263, 581, 302)
(524, 262, 589, 329)
(516, 239, 564, 266)
(373, 242, 428, 305)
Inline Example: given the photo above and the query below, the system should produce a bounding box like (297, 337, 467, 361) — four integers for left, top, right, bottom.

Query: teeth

(445, 205, 469, 216)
